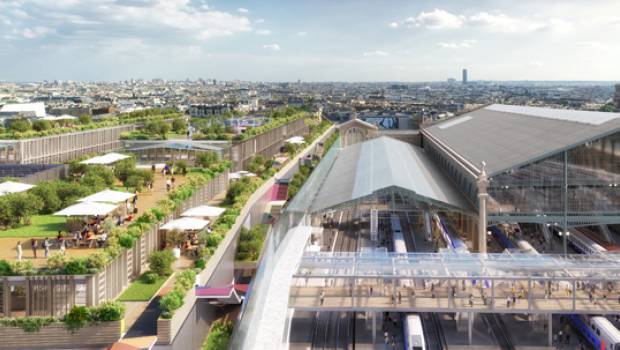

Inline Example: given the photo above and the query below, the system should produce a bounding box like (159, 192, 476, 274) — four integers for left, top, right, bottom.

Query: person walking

(16, 241, 22, 261)
(319, 290, 325, 306)
(43, 237, 51, 258)
(59, 239, 66, 255)
(30, 238, 38, 259)
(166, 178, 172, 191)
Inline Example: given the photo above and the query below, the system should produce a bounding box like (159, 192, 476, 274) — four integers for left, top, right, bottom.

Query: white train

(403, 314, 426, 350)
(516, 240, 540, 255)
(390, 215, 426, 350)
(391, 214, 407, 254)
(590, 316, 620, 350)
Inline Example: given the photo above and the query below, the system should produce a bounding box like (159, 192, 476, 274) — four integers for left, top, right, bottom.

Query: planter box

(0, 320, 123, 349)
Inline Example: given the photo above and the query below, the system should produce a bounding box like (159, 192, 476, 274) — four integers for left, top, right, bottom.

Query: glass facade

(487, 132, 620, 222)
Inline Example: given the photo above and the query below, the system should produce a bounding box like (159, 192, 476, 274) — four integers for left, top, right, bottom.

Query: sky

(1, 0, 619, 82)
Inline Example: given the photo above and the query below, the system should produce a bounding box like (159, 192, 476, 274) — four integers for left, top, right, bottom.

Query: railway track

(482, 313, 515, 350)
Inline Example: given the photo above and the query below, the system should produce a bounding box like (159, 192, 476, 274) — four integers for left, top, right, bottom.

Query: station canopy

(160, 217, 209, 231)
(80, 152, 130, 165)
(423, 104, 620, 176)
(54, 202, 119, 216)
(308, 136, 474, 213)
(181, 205, 226, 218)
(78, 189, 135, 203)
(0, 181, 34, 195)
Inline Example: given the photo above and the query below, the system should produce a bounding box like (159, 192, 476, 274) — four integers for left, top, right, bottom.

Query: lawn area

(117, 274, 169, 302)
(0, 215, 66, 238)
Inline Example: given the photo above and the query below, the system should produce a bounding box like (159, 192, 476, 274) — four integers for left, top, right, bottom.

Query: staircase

(270, 182, 289, 201)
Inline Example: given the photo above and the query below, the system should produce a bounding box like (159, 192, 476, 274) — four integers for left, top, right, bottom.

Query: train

(569, 315, 620, 350)
(434, 214, 468, 252)
(391, 214, 407, 254)
(389, 214, 427, 350)
(403, 314, 426, 350)
(489, 225, 516, 250)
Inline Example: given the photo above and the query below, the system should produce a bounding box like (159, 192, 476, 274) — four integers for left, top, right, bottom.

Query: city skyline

(1, 0, 620, 82)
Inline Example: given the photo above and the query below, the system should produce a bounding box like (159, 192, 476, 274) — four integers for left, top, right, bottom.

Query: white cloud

(255, 18, 265, 24)
(404, 9, 465, 29)
(394, 9, 575, 34)
(0, 0, 253, 43)
(297, 31, 307, 36)
(437, 39, 477, 49)
(238, 8, 249, 13)
(363, 50, 389, 57)
(263, 43, 280, 51)
(256, 29, 271, 35)
(22, 26, 51, 39)
(528, 61, 545, 67)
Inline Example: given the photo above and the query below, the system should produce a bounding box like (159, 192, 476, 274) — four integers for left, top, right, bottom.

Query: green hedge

(0, 300, 124, 333)
(235, 225, 267, 261)
(0, 108, 181, 140)
(159, 269, 197, 318)
(202, 319, 233, 350)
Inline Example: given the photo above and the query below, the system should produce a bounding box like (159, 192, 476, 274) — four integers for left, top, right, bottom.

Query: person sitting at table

(98, 232, 108, 247)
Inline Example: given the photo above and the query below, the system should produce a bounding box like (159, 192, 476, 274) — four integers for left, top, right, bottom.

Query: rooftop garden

(0, 153, 230, 276)
(120, 117, 188, 140)
(0, 108, 182, 139)
(190, 106, 310, 142)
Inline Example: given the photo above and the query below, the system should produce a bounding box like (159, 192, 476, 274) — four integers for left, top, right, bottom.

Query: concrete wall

(0, 320, 122, 349)
(154, 301, 221, 350)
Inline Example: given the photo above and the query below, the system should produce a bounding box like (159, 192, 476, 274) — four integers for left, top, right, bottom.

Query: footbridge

(289, 251, 620, 315)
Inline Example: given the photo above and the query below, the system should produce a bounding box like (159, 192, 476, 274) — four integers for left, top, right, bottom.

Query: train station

(234, 104, 620, 350)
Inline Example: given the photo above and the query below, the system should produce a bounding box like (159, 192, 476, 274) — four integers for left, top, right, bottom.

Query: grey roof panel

(424, 104, 620, 176)
(310, 136, 473, 212)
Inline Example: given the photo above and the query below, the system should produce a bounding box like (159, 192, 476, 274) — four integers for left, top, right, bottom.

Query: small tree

(9, 118, 31, 132)
(148, 250, 175, 276)
(172, 119, 186, 133)
(32, 119, 51, 131)
(78, 114, 92, 124)
(196, 151, 218, 168)
(165, 229, 187, 247)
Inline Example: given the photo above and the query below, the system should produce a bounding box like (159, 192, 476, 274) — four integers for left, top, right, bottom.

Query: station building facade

(422, 104, 620, 227)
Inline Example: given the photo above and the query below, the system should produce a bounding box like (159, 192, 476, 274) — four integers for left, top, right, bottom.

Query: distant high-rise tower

(615, 84, 620, 110)
(462, 69, 468, 84)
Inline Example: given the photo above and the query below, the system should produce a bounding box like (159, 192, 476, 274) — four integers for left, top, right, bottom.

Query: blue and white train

(389, 214, 426, 350)
(570, 315, 620, 350)
(434, 214, 468, 252)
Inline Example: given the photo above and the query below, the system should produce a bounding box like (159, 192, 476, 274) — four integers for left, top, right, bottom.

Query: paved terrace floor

(0, 173, 186, 266)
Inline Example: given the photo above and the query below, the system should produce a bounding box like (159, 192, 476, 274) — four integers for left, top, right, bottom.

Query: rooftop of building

(422, 104, 620, 177)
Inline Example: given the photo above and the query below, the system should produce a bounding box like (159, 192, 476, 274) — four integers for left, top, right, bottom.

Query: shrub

(118, 233, 135, 248)
(92, 300, 124, 322)
(194, 258, 206, 269)
(86, 251, 109, 271)
(32, 119, 51, 131)
(64, 306, 91, 331)
(78, 115, 92, 124)
(159, 289, 184, 318)
(0, 259, 13, 276)
(0, 317, 55, 333)
(10, 260, 35, 276)
(196, 151, 219, 168)
(9, 118, 31, 132)
(148, 250, 175, 276)
(176, 269, 196, 291)
(141, 272, 159, 284)
(203, 319, 234, 350)
(63, 258, 88, 275)
(172, 118, 186, 133)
